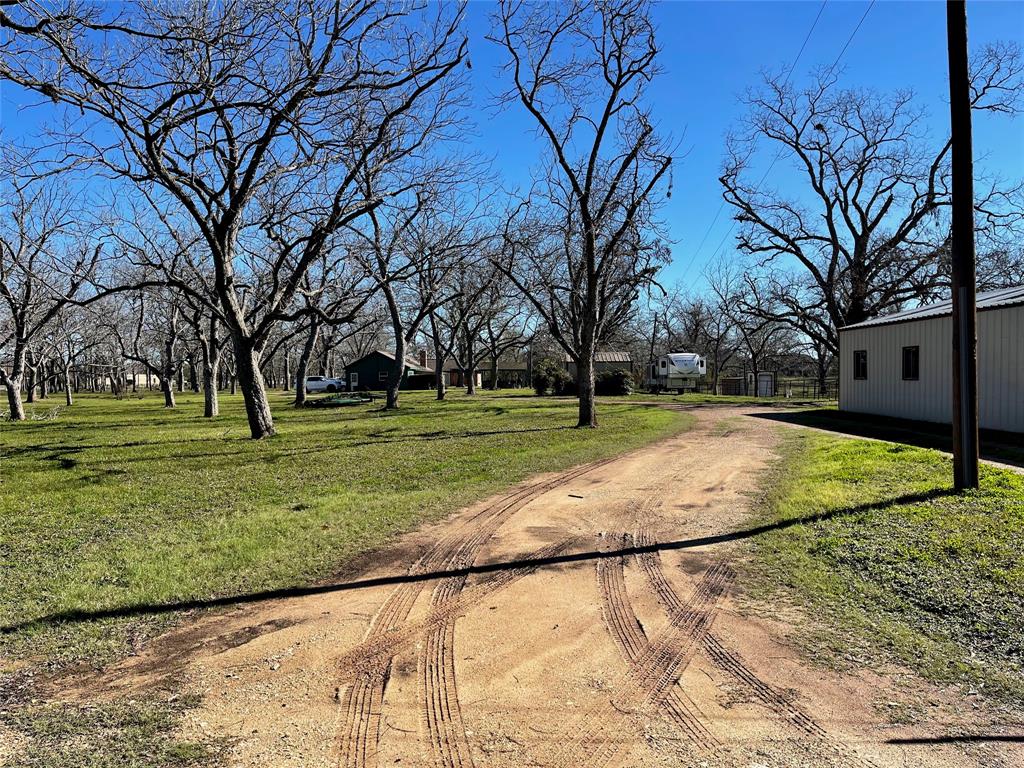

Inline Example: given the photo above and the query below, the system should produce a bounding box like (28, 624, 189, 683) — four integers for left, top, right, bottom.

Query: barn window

(853, 350, 868, 380)
(378, 371, 388, 382)
(660, 360, 666, 368)
(902, 346, 920, 381)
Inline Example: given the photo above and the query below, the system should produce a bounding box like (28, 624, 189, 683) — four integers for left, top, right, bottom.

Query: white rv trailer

(649, 352, 706, 392)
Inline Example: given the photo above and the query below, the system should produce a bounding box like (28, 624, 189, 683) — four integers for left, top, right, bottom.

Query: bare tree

(107, 290, 184, 409)
(335, 311, 390, 373)
(491, 0, 673, 426)
(426, 252, 501, 399)
(479, 276, 533, 390)
(977, 246, 1024, 289)
(2, 0, 468, 437)
(721, 46, 1024, 354)
(291, 254, 374, 408)
(32, 303, 103, 407)
(354, 168, 483, 408)
(707, 258, 792, 396)
(0, 153, 109, 420)
(180, 296, 224, 418)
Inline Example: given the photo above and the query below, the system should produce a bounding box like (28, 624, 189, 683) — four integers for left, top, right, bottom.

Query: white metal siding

(839, 304, 1024, 433)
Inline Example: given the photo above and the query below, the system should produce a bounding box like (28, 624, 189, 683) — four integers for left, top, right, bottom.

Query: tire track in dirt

(338, 457, 616, 767)
(634, 523, 826, 734)
(633, 525, 881, 768)
(595, 534, 720, 753)
(420, 574, 474, 768)
(545, 561, 735, 768)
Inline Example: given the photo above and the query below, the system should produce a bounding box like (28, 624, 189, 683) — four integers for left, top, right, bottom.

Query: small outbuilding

(345, 349, 435, 391)
(838, 285, 1024, 433)
(565, 350, 632, 379)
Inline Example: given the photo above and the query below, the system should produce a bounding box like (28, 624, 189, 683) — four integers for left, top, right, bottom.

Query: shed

(345, 349, 435, 391)
(565, 350, 633, 379)
(838, 285, 1024, 433)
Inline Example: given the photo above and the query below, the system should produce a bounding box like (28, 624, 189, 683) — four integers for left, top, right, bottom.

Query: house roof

(425, 355, 529, 372)
(357, 349, 434, 374)
(839, 285, 1024, 331)
(565, 350, 632, 363)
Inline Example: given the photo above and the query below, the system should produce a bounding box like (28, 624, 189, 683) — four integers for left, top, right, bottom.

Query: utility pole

(946, 0, 980, 490)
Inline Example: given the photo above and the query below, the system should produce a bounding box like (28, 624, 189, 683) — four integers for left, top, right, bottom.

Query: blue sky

(2, 1, 1022, 295)
(461, 0, 1024, 290)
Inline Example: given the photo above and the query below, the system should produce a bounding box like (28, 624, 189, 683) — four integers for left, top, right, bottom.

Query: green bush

(533, 360, 632, 396)
(595, 368, 633, 396)
(532, 358, 570, 396)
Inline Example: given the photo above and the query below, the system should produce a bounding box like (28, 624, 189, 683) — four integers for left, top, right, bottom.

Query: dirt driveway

(75, 406, 1020, 767)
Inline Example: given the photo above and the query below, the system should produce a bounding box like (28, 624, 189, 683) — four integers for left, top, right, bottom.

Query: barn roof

(839, 285, 1024, 331)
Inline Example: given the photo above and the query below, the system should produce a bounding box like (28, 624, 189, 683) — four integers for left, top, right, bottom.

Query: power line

(679, 0, 876, 283)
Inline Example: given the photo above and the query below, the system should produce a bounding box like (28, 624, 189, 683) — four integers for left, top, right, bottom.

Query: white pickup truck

(304, 376, 346, 394)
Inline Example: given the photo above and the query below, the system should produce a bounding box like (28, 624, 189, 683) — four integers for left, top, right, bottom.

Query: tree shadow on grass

(0, 436, 249, 464)
(0, 487, 954, 635)
(349, 425, 575, 447)
(749, 409, 1024, 470)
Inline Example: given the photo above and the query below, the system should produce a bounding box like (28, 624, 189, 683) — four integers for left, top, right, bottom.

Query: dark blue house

(345, 349, 435, 391)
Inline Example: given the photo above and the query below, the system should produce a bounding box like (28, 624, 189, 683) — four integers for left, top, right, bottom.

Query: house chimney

(419, 349, 427, 368)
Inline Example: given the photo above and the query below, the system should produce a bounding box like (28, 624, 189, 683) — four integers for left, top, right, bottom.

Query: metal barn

(838, 286, 1024, 433)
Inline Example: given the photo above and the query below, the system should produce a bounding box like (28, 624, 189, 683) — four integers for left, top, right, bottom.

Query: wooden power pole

(946, 0, 980, 490)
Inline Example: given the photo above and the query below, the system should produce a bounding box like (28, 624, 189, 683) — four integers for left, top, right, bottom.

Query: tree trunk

(5, 379, 25, 420)
(320, 346, 332, 378)
(814, 343, 829, 398)
(435, 367, 446, 400)
(202, 355, 220, 418)
(25, 365, 35, 404)
(464, 333, 477, 396)
(282, 351, 291, 392)
(385, 334, 406, 410)
(489, 357, 499, 391)
(233, 335, 276, 438)
(577, 351, 597, 428)
(38, 360, 48, 399)
(428, 316, 447, 402)
(293, 321, 320, 408)
(4, 345, 27, 420)
(189, 355, 200, 392)
(176, 367, 185, 393)
(64, 365, 73, 406)
(160, 377, 176, 408)
(575, 311, 599, 427)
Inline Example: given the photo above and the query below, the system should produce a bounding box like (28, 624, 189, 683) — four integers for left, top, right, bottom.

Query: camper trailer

(649, 352, 706, 392)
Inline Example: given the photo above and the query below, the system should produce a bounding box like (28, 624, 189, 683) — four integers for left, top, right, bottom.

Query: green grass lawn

(0, 388, 688, 666)
(749, 431, 1024, 708)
